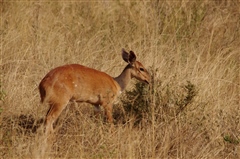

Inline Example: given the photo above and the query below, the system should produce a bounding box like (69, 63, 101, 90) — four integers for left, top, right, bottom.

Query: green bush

(115, 70, 198, 126)
(120, 82, 151, 125)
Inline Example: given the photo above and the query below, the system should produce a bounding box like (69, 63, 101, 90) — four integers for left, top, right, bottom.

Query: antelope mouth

(144, 80, 150, 84)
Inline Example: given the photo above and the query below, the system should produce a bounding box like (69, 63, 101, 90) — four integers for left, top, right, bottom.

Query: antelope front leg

(103, 104, 116, 133)
(103, 104, 113, 123)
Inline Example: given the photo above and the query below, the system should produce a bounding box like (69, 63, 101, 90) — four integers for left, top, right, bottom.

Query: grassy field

(1, 0, 240, 158)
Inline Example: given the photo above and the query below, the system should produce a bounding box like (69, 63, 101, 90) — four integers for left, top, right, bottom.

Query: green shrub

(119, 82, 151, 125)
(175, 81, 198, 116)
(115, 70, 198, 126)
(224, 135, 240, 145)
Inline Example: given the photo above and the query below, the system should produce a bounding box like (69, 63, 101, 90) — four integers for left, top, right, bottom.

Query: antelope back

(39, 64, 120, 105)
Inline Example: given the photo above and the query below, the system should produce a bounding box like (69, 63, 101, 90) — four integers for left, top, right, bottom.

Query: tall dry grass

(1, 0, 240, 158)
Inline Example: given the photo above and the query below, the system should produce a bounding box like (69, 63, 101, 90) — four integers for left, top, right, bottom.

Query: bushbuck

(39, 49, 151, 135)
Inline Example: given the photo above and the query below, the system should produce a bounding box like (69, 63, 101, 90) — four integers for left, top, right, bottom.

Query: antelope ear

(122, 48, 137, 64)
(129, 51, 136, 64)
(122, 48, 130, 63)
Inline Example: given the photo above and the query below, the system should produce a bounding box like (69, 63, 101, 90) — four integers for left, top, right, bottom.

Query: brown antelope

(39, 49, 151, 135)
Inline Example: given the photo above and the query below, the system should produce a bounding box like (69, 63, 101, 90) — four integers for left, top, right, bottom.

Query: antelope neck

(113, 64, 132, 91)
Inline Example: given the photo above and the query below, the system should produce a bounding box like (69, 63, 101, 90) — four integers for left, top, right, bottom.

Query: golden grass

(1, 0, 239, 158)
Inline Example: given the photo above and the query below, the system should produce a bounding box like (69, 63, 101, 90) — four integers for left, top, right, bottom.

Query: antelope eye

(139, 68, 145, 72)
